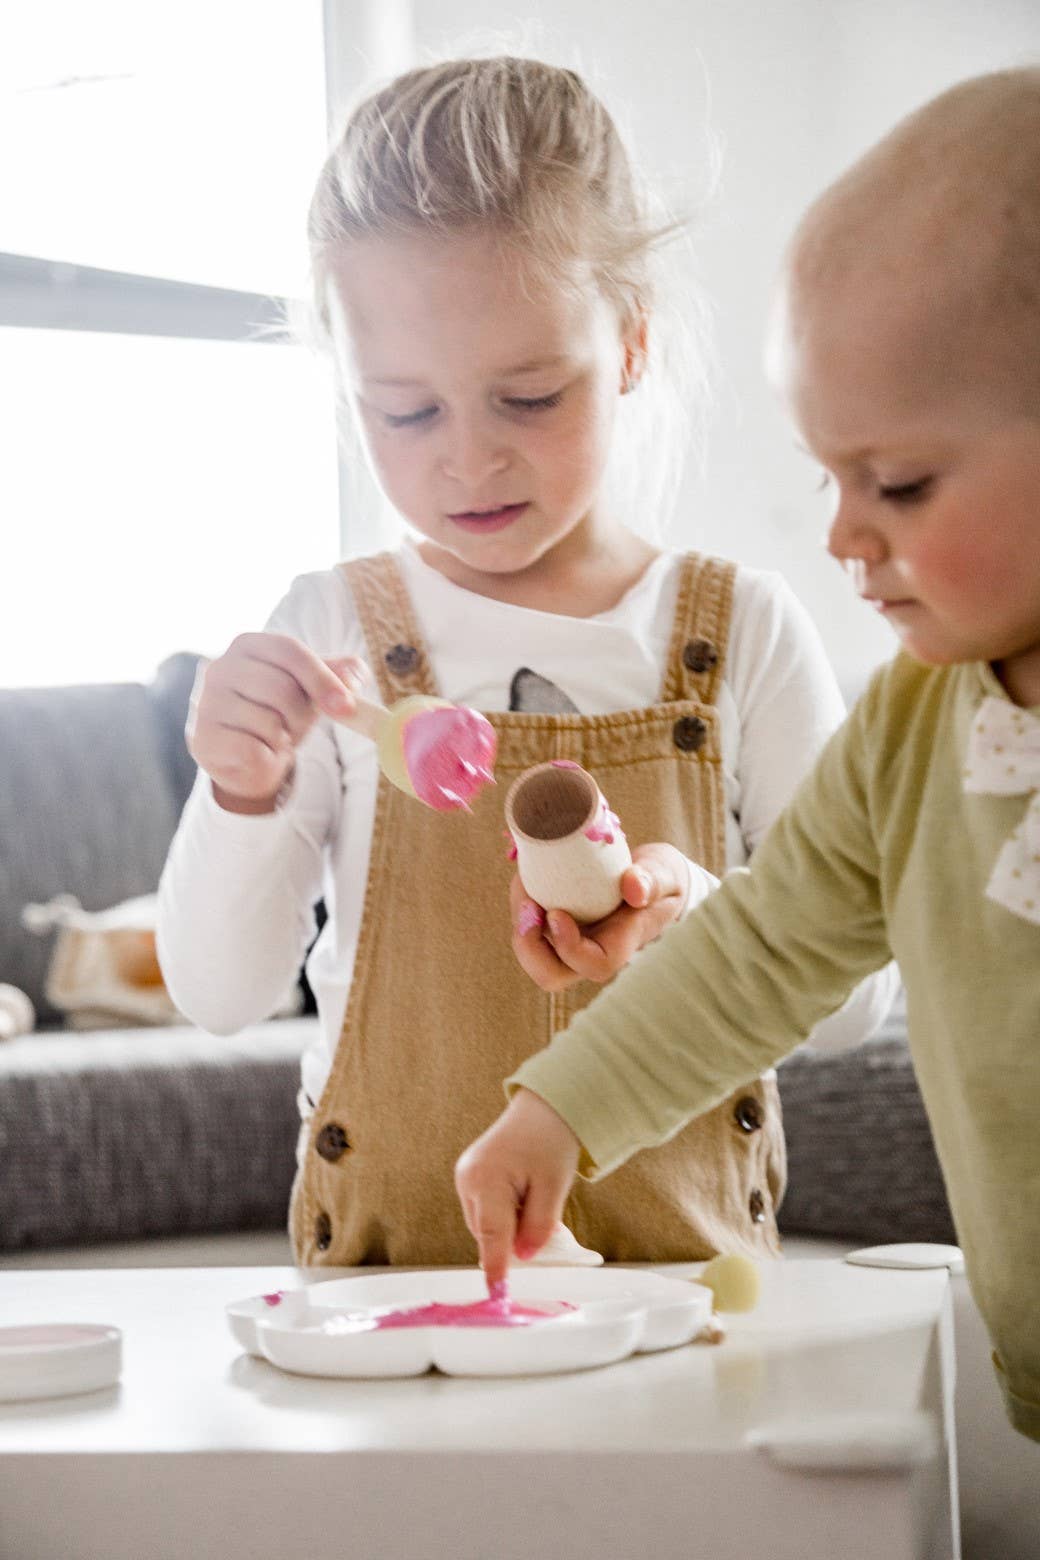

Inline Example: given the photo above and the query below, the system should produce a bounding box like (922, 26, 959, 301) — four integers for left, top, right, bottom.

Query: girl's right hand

(187, 632, 365, 813)
(509, 842, 690, 991)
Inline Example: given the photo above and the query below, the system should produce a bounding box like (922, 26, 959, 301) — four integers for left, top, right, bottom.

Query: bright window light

(1, 329, 339, 687)
(0, 0, 326, 293)
(1, 3, 342, 689)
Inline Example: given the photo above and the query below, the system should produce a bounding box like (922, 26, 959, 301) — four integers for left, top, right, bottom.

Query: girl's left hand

(510, 842, 689, 992)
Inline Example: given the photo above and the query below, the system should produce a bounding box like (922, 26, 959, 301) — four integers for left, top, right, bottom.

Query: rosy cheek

(912, 533, 1000, 598)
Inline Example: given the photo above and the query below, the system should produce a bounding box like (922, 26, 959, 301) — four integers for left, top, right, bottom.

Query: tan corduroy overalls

(290, 550, 786, 1266)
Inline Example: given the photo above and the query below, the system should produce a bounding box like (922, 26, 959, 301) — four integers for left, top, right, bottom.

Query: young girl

(157, 55, 894, 1269)
(455, 67, 1040, 1441)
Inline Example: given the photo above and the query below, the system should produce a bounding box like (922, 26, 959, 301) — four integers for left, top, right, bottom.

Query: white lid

(845, 1242, 965, 1274)
(0, 1323, 122, 1402)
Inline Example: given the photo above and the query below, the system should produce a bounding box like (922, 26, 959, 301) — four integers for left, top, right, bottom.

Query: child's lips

(862, 594, 917, 614)
(448, 502, 529, 533)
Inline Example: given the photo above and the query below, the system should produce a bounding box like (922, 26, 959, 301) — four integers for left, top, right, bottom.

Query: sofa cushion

(0, 656, 199, 1024)
(0, 1001, 957, 1255)
(777, 1014, 956, 1246)
(0, 1017, 308, 1250)
(145, 652, 202, 818)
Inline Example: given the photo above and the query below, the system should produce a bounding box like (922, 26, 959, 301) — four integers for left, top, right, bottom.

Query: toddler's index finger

(456, 1139, 520, 1287)
(474, 1192, 519, 1290)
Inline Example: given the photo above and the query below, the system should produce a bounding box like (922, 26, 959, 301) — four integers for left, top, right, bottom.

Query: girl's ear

(620, 304, 649, 394)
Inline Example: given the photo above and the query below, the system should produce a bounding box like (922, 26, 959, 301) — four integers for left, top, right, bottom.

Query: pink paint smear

(516, 900, 545, 936)
(402, 705, 497, 812)
(369, 1296, 575, 1329)
(585, 800, 623, 845)
(327, 1281, 576, 1332)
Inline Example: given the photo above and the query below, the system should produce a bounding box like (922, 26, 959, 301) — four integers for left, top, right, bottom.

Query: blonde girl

(158, 56, 895, 1267)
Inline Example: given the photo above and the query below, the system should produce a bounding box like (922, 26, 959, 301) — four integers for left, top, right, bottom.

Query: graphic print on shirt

(509, 668, 581, 715)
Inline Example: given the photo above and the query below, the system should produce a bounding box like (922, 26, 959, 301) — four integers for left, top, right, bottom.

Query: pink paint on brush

(402, 705, 497, 812)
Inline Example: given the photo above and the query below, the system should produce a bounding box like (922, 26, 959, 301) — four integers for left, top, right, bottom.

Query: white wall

(335, 0, 1040, 694)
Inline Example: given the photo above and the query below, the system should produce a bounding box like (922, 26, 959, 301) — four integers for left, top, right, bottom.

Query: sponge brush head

(377, 696, 497, 811)
(698, 1253, 761, 1313)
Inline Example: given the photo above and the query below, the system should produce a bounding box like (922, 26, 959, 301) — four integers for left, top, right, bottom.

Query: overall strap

(339, 553, 440, 704)
(659, 552, 737, 706)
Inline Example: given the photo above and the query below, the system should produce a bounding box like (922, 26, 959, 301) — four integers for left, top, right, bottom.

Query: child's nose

(440, 419, 509, 487)
(826, 498, 886, 567)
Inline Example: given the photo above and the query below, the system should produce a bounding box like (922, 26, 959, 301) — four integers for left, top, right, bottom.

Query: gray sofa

(0, 661, 955, 1255)
(0, 656, 306, 1250)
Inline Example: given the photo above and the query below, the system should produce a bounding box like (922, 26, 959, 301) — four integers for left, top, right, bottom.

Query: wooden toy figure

(504, 761, 632, 924)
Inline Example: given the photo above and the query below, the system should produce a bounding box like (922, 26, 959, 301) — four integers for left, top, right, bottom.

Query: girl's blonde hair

(307, 55, 713, 544)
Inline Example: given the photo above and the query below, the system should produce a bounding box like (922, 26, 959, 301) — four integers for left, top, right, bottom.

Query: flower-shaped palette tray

(227, 1267, 713, 1379)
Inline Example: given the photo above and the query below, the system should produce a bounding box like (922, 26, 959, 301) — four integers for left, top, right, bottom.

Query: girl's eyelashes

(380, 389, 565, 429)
(383, 405, 437, 429)
(878, 477, 934, 505)
(813, 467, 935, 506)
(503, 391, 564, 412)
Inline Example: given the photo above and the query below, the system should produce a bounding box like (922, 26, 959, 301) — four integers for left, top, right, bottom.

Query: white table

(0, 1260, 958, 1560)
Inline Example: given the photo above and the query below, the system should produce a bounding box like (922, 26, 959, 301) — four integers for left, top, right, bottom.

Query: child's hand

(187, 632, 366, 813)
(510, 842, 689, 991)
(455, 1088, 581, 1286)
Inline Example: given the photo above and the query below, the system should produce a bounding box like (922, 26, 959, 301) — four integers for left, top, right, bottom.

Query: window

(1, 1, 339, 686)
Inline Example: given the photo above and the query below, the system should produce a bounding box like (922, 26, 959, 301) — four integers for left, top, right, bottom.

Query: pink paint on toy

(262, 1291, 287, 1307)
(402, 705, 497, 812)
(584, 801, 623, 846)
(516, 900, 545, 936)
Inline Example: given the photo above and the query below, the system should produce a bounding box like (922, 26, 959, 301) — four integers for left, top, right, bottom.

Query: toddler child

(456, 67, 1040, 1441)
(157, 55, 893, 1269)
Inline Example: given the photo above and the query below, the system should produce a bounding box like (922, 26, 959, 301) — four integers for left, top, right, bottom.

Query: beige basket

(504, 762, 631, 924)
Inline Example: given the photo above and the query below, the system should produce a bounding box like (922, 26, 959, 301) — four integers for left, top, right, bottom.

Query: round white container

(0, 1323, 122, 1402)
(505, 762, 632, 924)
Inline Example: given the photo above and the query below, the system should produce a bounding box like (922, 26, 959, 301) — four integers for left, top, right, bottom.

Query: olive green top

(511, 653, 1040, 1441)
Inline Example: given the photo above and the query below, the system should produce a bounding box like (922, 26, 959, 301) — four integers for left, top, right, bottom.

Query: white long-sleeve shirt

(157, 544, 899, 1109)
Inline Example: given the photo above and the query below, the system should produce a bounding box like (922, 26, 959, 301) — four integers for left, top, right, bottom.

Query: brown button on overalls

(290, 551, 786, 1266)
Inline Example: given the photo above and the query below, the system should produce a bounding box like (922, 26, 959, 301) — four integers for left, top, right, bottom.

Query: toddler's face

(325, 227, 639, 583)
(773, 271, 1040, 702)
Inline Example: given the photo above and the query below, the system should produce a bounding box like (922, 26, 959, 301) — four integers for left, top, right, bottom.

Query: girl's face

(325, 228, 641, 586)
(774, 272, 1040, 706)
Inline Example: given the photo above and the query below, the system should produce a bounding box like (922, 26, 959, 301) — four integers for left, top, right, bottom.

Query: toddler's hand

(187, 632, 366, 813)
(455, 1088, 581, 1287)
(510, 841, 688, 992)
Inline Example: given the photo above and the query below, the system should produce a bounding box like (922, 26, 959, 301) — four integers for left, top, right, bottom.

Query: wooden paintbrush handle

(332, 689, 388, 743)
